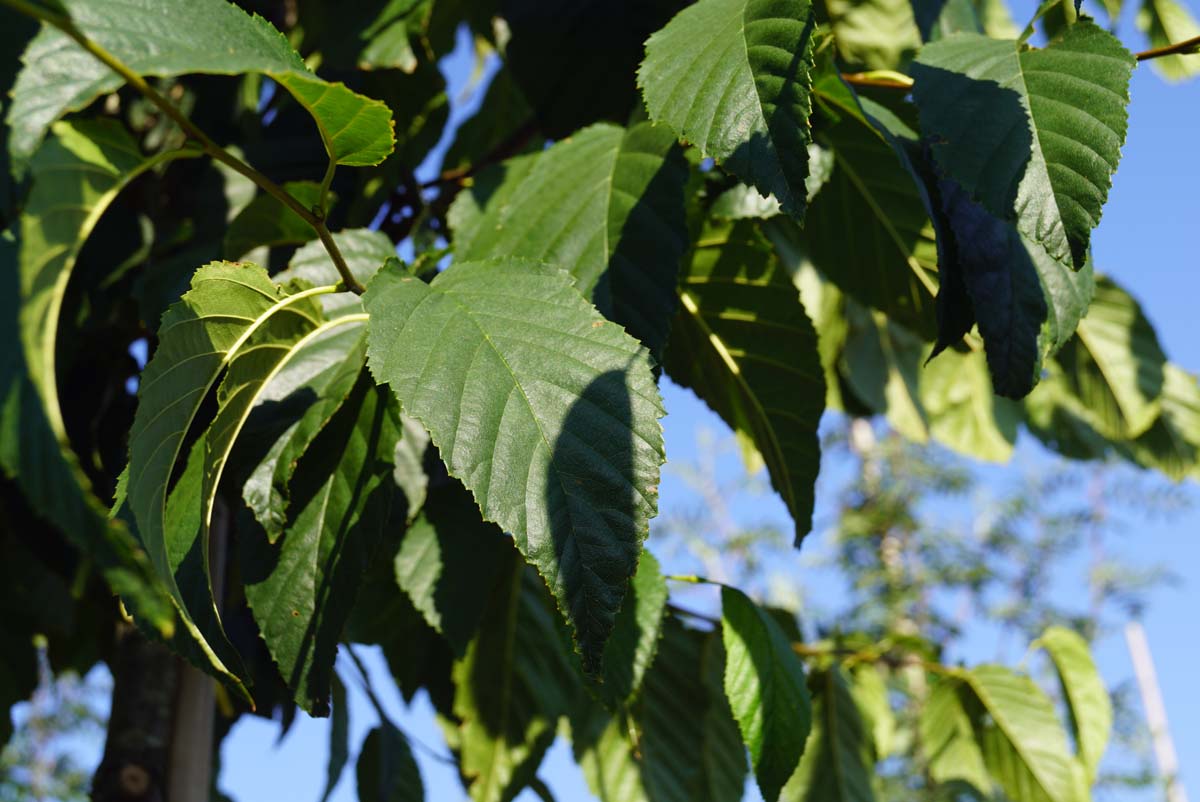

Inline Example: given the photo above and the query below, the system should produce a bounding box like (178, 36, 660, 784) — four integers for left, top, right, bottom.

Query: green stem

(664, 573, 717, 585)
(1, 0, 365, 295)
(1136, 34, 1200, 61)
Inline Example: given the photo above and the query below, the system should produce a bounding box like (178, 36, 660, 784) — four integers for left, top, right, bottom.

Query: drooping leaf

(453, 558, 582, 802)
(800, 71, 938, 337)
(919, 346, 1020, 463)
(665, 220, 824, 541)
(364, 259, 665, 670)
(959, 665, 1084, 802)
(243, 375, 400, 715)
(921, 677, 992, 794)
(638, 0, 818, 218)
(8, 0, 395, 172)
(241, 324, 368, 542)
(638, 619, 748, 802)
(321, 673, 351, 802)
(1136, 0, 1200, 80)
(1056, 276, 1167, 440)
(720, 586, 812, 802)
(127, 262, 333, 691)
(19, 119, 196, 448)
(393, 479, 513, 656)
(911, 21, 1135, 269)
(597, 551, 668, 707)
(1037, 626, 1112, 783)
(847, 665, 897, 761)
(573, 708, 650, 802)
(934, 177, 1095, 398)
(223, 181, 324, 260)
(356, 724, 425, 802)
(1129, 364, 1200, 479)
(781, 666, 877, 802)
(451, 122, 690, 354)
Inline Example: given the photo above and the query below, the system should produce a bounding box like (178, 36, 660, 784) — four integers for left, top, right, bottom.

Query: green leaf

(8, 0, 395, 172)
(781, 666, 877, 802)
(393, 479, 513, 656)
(19, 119, 196, 448)
(1056, 277, 1167, 440)
(638, 620, 747, 802)
(597, 550, 668, 706)
(321, 673, 351, 802)
(364, 259, 665, 670)
(223, 181, 325, 260)
(1136, 0, 1200, 80)
(720, 586, 812, 802)
(298, 0, 426, 73)
(800, 72, 938, 337)
(241, 324, 368, 543)
(826, 0, 923, 69)
(934, 177, 1095, 398)
(243, 374, 400, 715)
(356, 724, 425, 802)
(127, 262, 332, 691)
(453, 559, 582, 802)
(1129, 364, 1200, 478)
(959, 665, 1083, 802)
(276, 228, 398, 316)
(665, 220, 824, 541)
(840, 302, 929, 444)
(573, 709, 650, 802)
(921, 677, 992, 794)
(911, 21, 1135, 269)
(1037, 627, 1112, 783)
(638, 0, 818, 218)
(451, 122, 690, 354)
(848, 665, 897, 760)
(919, 346, 1020, 463)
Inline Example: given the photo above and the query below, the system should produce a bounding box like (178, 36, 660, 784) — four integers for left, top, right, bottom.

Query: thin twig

(1136, 34, 1200, 61)
(2, 0, 365, 294)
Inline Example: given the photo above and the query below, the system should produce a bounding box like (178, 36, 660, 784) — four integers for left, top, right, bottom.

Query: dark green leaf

(440, 68, 533, 176)
(364, 259, 665, 670)
(356, 724, 424, 802)
(394, 479, 513, 656)
(452, 122, 690, 354)
(321, 673, 351, 802)
(223, 181, 324, 260)
(665, 220, 824, 541)
(8, 0, 395, 171)
(639, 0, 818, 218)
(720, 586, 812, 802)
(911, 22, 1134, 269)
(243, 375, 400, 715)
(597, 551, 668, 707)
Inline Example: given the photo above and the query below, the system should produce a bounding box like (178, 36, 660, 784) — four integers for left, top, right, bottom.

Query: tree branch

(1136, 35, 1200, 61)
(1, 0, 365, 295)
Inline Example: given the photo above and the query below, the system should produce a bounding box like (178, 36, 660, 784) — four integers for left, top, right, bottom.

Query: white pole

(1125, 621, 1188, 802)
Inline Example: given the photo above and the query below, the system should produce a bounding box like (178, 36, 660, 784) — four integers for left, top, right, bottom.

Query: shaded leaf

(639, 0, 818, 218)
(223, 181, 324, 260)
(276, 228, 398, 316)
(912, 22, 1134, 269)
(781, 666, 876, 802)
(364, 259, 665, 670)
(321, 673, 351, 802)
(357, 724, 424, 802)
(665, 220, 824, 541)
(597, 551, 668, 707)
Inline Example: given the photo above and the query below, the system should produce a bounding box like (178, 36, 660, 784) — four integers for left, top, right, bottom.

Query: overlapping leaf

(8, 0, 395, 172)
(912, 21, 1135, 269)
(921, 677, 992, 794)
(364, 258, 665, 670)
(665, 220, 824, 541)
(276, 228, 398, 315)
(1038, 627, 1112, 783)
(597, 551, 668, 707)
(356, 724, 425, 802)
(639, 0, 818, 218)
(453, 560, 581, 802)
(243, 375, 401, 715)
(223, 181, 324, 260)
(920, 346, 1020, 462)
(721, 587, 812, 802)
(451, 122, 690, 354)
(127, 262, 332, 689)
(781, 666, 877, 802)
(959, 665, 1084, 802)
